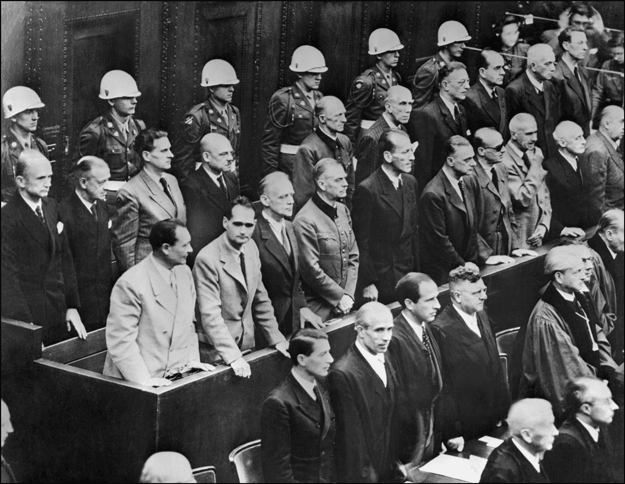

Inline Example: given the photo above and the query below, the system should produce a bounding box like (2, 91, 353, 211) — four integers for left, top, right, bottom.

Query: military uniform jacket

(171, 99, 241, 182)
(411, 52, 448, 111)
(552, 59, 592, 137)
(261, 83, 323, 175)
(344, 64, 401, 144)
(1, 131, 49, 202)
(78, 111, 146, 182)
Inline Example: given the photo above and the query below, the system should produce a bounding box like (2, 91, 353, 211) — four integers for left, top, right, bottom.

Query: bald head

(74, 156, 111, 203)
(527, 44, 556, 82)
(385, 85, 412, 104)
(473, 127, 504, 164)
(599, 106, 624, 142)
(200, 133, 234, 174)
(200, 132, 230, 153)
(139, 452, 195, 483)
(479, 50, 506, 87)
(384, 85, 413, 125)
(355, 302, 394, 354)
(315, 96, 344, 117)
(1, 400, 13, 449)
(15, 149, 52, 201)
(509, 113, 536, 134)
(553, 121, 586, 155)
(259, 171, 294, 219)
(507, 399, 557, 455)
(527, 44, 555, 65)
(566, 377, 618, 425)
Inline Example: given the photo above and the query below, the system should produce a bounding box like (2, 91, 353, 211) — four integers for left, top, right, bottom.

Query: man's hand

(446, 437, 465, 452)
(141, 378, 172, 388)
(300, 307, 325, 329)
(362, 284, 379, 302)
(511, 248, 539, 257)
(66, 308, 87, 339)
(336, 294, 354, 315)
(230, 357, 251, 378)
(275, 341, 290, 358)
(527, 225, 547, 247)
(526, 147, 544, 168)
(560, 227, 586, 238)
(183, 360, 216, 373)
(484, 255, 515, 265)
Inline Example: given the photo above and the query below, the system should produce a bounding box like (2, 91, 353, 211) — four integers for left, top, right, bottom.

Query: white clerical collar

(402, 309, 424, 342)
(453, 303, 481, 337)
(76, 190, 97, 213)
(381, 164, 402, 189)
(576, 417, 600, 442)
(203, 164, 225, 187)
(319, 125, 337, 141)
(512, 438, 542, 474)
(291, 368, 317, 401)
(556, 287, 576, 302)
(526, 70, 544, 92)
(440, 95, 459, 119)
(19, 191, 42, 214)
(382, 112, 399, 129)
(559, 149, 578, 172)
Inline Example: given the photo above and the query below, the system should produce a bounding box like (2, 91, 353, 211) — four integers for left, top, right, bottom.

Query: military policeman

(261, 45, 327, 177)
(344, 28, 404, 145)
(1, 86, 48, 202)
(171, 59, 241, 183)
(78, 70, 146, 187)
(410, 20, 471, 112)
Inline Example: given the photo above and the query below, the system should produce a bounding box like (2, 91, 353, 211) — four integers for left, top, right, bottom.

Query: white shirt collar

(202, 164, 225, 187)
(149, 253, 174, 283)
(556, 287, 576, 302)
(559, 149, 578, 172)
(479, 78, 495, 98)
(562, 56, 579, 76)
(576, 417, 600, 442)
(76, 190, 97, 213)
(508, 141, 525, 160)
(402, 309, 424, 342)
(144, 168, 164, 186)
(19, 191, 42, 214)
(291, 368, 317, 401)
(224, 236, 246, 259)
(442, 169, 464, 200)
(355, 340, 387, 386)
(382, 112, 399, 129)
(381, 164, 402, 189)
(453, 304, 481, 337)
(262, 211, 286, 242)
(440, 95, 459, 120)
(604, 240, 618, 259)
(10, 128, 33, 150)
(526, 70, 544, 92)
(478, 160, 495, 180)
(110, 111, 130, 133)
(319, 125, 337, 141)
(512, 438, 542, 474)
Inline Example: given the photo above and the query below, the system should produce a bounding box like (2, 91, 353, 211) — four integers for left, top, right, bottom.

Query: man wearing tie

(112, 128, 186, 274)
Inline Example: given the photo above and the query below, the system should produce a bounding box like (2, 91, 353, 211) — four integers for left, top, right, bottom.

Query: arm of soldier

(171, 111, 203, 183)
(261, 396, 296, 483)
(411, 63, 437, 111)
(111, 187, 140, 274)
(78, 123, 102, 157)
(261, 94, 288, 176)
(580, 148, 608, 224)
(344, 76, 372, 145)
(351, 184, 378, 294)
(292, 145, 317, 212)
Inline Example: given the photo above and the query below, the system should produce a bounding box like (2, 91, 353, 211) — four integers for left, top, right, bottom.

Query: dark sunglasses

(484, 143, 505, 152)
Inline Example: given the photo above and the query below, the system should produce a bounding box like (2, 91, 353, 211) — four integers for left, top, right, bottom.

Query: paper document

(419, 454, 481, 483)
(478, 435, 504, 448)
(469, 455, 488, 476)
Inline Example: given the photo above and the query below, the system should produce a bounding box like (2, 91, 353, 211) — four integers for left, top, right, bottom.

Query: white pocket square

(108, 220, 112, 229)
(57, 221, 64, 234)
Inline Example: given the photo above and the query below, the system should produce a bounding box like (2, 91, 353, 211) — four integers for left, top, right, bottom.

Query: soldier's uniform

(411, 52, 449, 112)
(78, 111, 145, 182)
(171, 98, 241, 182)
(344, 65, 402, 145)
(1, 131, 49, 202)
(261, 84, 323, 177)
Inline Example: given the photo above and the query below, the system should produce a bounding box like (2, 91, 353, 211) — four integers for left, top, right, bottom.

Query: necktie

(491, 89, 498, 100)
(397, 177, 403, 191)
(458, 178, 466, 203)
(574, 66, 582, 85)
(491, 167, 499, 192)
(35, 205, 45, 225)
(421, 327, 432, 356)
(218, 175, 229, 200)
(90, 203, 98, 222)
(281, 224, 292, 257)
(239, 252, 247, 285)
(574, 297, 598, 350)
(169, 270, 177, 295)
(313, 385, 323, 408)
(453, 104, 461, 121)
(159, 178, 175, 206)
(522, 152, 531, 170)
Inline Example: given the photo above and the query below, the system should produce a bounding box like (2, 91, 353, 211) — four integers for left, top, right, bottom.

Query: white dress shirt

(454, 304, 482, 338)
(559, 149, 579, 172)
(203, 164, 226, 189)
(512, 438, 542, 473)
(441, 96, 459, 120)
(443, 169, 464, 201)
(402, 309, 424, 342)
(355, 340, 387, 387)
(76, 190, 97, 214)
(19, 191, 43, 216)
(381, 165, 402, 190)
(526, 70, 544, 93)
(262, 212, 287, 245)
(291, 368, 317, 401)
(382, 112, 399, 130)
(576, 417, 600, 443)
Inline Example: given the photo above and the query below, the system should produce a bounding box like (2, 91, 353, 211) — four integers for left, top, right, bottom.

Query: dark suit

(352, 168, 419, 305)
(552, 59, 592, 137)
(180, 167, 239, 267)
(505, 71, 560, 158)
(387, 313, 443, 464)
(462, 81, 508, 139)
(431, 304, 509, 441)
(480, 438, 550, 483)
(328, 344, 398, 483)
(261, 372, 336, 483)
(419, 170, 479, 285)
(1, 193, 80, 345)
(58, 192, 112, 332)
(543, 417, 616, 483)
(252, 215, 307, 336)
(413, 95, 469, 190)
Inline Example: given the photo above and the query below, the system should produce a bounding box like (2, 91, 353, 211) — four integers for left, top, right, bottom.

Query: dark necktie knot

(313, 385, 322, 406)
(522, 152, 531, 170)
(281, 224, 292, 257)
(239, 252, 247, 284)
(159, 177, 175, 206)
(90, 203, 98, 221)
(453, 104, 461, 121)
(491, 167, 499, 192)
(491, 89, 498, 100)
(218, 175, 229, 200)
(35, 205, 45, 225)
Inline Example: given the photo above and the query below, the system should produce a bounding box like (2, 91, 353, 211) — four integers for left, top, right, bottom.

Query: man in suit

(545, 121, 591, 237)
(412, 62, 471, 190)
(293, 96, 355, 213)
(431, 266, 509, 449)
(261, 329, 336, 483)
(252, 172, 322, 336)
(112, 128, 186, 274)
(104, 219, 213, 387)
(543, 377, 618, 483)
(328, 302, 401, 483)
(352, 129, 419, 305)
(480, 399, 557, 483)
(552, 28, 593, 137)
(181, 132, 239, 267)
(462, 50, 508, 139)
(505, 44, 560, 159)
(580, 106, 624, 224)
(388, 273, 443, 466)
(355, 86, 412, 187)
(294, 159, 359, 322)
(502, 113, 552, 250)
(193, 196, 289, 378)
(58, 156, 113, 332)
(1, 149, 86, 345)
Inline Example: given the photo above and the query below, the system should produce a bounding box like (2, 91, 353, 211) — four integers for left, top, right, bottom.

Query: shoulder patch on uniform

(184, 116, 193, 125)
(356, 82, 362, 90)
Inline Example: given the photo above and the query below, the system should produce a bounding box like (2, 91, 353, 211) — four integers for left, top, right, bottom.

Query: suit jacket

(544, 151, 590, 234)
(192, 233, 286, 364)
(501, 142, 552, 250)
(252, 215, 307, 336)
(413, 95, 470, 190)
(505, 71, 560, 158)
(1, 193, 80, 345)
(579, 131, 624, 224)
(103, 255, 199, 383)
(552, 59, 592, 137)
(431, 305, 509, 441)
(181, 167, 240, 267)
(543, 416, 616, 483)
(352, 168, 419, 304)
(387, 313, 443, 464)
(328, 344, 398, 483)
(419, 170, 479, 285)
(58, 192, 112, 332)
(261, 373, 336, 483)
(112, 169, 186, 274)
(480, 438, 550, 483)
(462, 81, 508, 139)
(591, 59, 624, 123)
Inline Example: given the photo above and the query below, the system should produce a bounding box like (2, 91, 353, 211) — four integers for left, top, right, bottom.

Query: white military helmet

(99, 70, 141, 100)
(3, 86, 45, 119)
(289, 46, 328, 73)
(201, 59, 240, 87)
(368, 28, 404, 55)
(437, 20, 472, 47)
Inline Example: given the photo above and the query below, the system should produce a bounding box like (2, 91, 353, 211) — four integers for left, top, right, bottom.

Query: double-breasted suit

(552, 59, 592, 137)
(462, 82, 508, 139)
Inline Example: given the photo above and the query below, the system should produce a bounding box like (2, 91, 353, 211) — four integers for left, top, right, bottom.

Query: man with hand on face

(261, 329, 336, 483)
(352, 129, 419, 305)
(104, 219, 214, 387)
(193, 196, 289, 378)
(355, 85, 412, 187)
(252, 172, 323, 336)
(293, 96, 355, 213)
(181, 132, 240, 267)
(294, 159, 359, 323)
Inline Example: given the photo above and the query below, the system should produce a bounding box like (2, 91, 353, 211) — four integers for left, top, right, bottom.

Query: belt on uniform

(360, 119, 375, 130)
(280, 144, 299, 154)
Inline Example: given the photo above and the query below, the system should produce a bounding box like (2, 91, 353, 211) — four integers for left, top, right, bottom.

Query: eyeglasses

(483, 143, 505, 152)
(231, 222, 255, 228)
